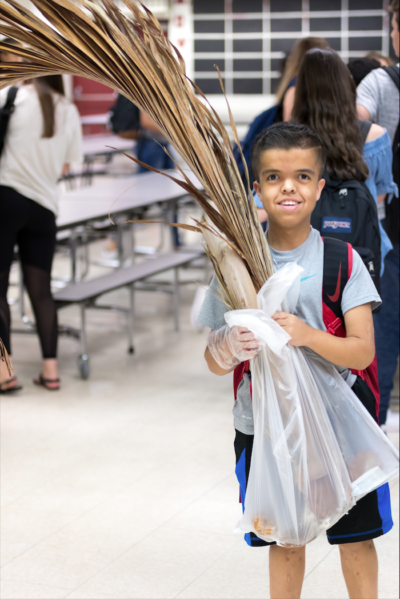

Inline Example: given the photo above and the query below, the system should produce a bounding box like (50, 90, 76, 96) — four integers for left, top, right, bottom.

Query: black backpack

(109, 94, 140, 135)
(382, 66, 399, 245)
(311, 120, 381, 295)
(0, 86, 18, 157)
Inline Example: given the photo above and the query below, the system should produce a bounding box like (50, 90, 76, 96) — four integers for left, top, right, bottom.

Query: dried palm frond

(0, 0, 273, 308)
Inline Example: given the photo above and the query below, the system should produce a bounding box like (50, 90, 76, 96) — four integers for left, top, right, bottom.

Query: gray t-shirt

(356, 66, 400, 145)
(198, 227, 381, 435)
(356, 65, 399, 219)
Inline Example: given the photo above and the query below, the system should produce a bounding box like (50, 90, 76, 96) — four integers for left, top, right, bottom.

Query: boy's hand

(207, 325, 262, 371)
(272, 312, 312, 347)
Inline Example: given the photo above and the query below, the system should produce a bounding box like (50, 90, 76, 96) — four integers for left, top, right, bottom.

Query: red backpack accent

(233, 237, 380, 422)
(322, 237, 380, 421)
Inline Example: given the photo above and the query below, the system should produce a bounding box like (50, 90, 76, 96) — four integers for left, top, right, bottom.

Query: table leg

(117, 222, 124, 268)
(78, 303, 90, 379)
(70, 230, 78, 282)
(173, 267, 180, 331)
(127, 284, 135, 354)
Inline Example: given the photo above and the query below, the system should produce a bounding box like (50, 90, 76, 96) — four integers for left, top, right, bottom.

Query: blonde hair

(275, 37, 331, 104)
(366, 51, 394, 66)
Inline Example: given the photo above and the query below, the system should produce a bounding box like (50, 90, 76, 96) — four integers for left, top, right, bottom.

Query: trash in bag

(225, 262, 399, 547)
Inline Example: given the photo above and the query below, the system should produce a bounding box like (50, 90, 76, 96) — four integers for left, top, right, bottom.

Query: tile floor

(1, 233, 399, 599)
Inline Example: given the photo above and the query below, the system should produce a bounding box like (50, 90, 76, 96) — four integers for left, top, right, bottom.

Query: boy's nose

(281, 179, 296, 193)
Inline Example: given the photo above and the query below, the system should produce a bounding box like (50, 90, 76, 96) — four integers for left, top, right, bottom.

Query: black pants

(0, 186, 58, 359)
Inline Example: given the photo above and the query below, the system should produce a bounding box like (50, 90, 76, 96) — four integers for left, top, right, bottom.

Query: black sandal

(0, 376, 23, 394)
(33, 374, 60, 391)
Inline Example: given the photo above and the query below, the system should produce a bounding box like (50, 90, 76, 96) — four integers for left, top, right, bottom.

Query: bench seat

(54, 251, 200, 304)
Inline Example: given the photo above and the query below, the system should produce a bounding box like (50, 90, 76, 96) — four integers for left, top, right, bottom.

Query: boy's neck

(267, 221, 312, 252)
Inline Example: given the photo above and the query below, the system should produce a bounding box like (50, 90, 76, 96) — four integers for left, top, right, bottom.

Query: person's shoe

(33, 374, 60, 391)
(0, 376, 23, 394)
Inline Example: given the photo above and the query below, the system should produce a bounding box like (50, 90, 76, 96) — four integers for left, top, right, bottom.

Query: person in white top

(0, 75, 82, 392)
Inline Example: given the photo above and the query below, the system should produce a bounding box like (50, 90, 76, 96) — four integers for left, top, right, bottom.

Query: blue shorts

(234, 377, 394, 547)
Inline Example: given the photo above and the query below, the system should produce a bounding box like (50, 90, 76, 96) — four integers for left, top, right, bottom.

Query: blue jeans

(374, 229, 399, 424)
(136, 138, 175, 174)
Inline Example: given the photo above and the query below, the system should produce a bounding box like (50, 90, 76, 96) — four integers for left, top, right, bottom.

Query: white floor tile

(66, 529, 237, 599)
(0, 580, 69, 599)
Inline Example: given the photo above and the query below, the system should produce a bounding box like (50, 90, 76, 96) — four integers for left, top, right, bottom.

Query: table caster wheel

(78, 354, 90, 379)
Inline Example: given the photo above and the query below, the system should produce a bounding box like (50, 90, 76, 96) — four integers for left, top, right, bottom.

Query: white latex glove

(207, 325, 262, 370)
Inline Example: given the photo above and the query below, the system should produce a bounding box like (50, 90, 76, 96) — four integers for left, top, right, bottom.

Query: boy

(198, 123, 393, 599)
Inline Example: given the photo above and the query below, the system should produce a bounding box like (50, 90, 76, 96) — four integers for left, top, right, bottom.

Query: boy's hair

(251, 122, 326, 182)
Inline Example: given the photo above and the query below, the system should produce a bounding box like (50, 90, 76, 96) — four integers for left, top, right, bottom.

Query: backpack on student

(109, 93, 140, 135)
(0, 86, 18, 157)
(322, 236, 380, 420)
(381, 65, 399, 245)
(233, 237, 380, 422)
(310, 120, 381, 295)
(233, 103, 282, 189)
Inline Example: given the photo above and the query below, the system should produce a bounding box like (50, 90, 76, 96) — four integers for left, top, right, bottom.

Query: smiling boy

(198, 123, 393, 599)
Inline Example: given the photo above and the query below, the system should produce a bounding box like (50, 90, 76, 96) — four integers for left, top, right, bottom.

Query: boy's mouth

(277, 199, 302, 211)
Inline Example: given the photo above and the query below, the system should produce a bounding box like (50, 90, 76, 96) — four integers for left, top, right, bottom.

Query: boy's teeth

(282, 201, 297, 205)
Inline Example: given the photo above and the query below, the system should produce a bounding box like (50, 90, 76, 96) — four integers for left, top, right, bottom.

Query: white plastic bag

(226, 262, 399, 547)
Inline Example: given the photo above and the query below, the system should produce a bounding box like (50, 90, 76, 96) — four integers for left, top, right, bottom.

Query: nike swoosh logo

(328, 263, 342, 303)
(301, 275, 316, 282)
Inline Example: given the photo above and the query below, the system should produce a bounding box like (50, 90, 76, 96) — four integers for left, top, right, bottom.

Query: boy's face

(253, 147, 325, 231)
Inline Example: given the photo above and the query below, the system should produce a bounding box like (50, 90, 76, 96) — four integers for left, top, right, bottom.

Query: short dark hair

(251, 122, 326, 181)
(347, 57, 381, 87)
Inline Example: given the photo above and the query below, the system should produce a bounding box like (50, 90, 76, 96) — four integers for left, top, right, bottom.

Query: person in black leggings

(0, 75, 82, 392)
(0, 186, 58, 391)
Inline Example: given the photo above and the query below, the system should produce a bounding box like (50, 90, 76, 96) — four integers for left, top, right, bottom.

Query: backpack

(233, 236, 380, 422)
(322, 236, 379, 421)
(310, 121, 381, 295)
(382, 66, 399, 245)
(109, 93, 140, 135)
(0, 86, 18, 157)
(233, 103, 282, 189)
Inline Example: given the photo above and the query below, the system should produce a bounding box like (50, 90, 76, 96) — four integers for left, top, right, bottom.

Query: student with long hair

(250, 36, 330, 222)
(275, 36, 331, 122)
(291, 48, 395, 274)
(0, 75, 82, 392)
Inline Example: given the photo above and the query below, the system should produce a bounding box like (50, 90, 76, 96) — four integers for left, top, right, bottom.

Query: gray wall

(193, 0, 393, 95)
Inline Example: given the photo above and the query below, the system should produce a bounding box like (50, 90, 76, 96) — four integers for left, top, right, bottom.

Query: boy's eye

(299, 173, 310, 180)
(267, 174, 278, 181)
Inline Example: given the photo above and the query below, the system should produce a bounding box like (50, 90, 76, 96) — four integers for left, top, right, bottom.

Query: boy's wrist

(301, 324, 319, 349)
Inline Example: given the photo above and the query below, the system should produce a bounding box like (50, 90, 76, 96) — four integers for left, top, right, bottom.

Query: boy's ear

(253, 180, 261, 197)
(315, 178, 326, 202)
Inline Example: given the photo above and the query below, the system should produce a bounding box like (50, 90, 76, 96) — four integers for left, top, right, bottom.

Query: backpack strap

(322, 237, 353, 335)
(4, 86, 19, 110)
(233, 359, 250, 400)
(322, 237, 380, 417)
(0, 86, 19, 157)
(358, 119, 373, 144)
(382, 65, 400, 90)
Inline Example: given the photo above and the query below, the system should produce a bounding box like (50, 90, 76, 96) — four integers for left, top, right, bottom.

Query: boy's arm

(205, 346, 235, 376)
(272, 303, 375, 370)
